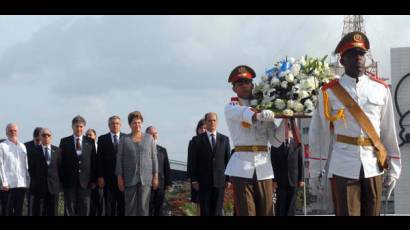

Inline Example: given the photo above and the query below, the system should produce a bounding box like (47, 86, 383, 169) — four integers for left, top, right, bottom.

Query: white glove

(384, 175, 397, 200)
(256, 110, 275, 122)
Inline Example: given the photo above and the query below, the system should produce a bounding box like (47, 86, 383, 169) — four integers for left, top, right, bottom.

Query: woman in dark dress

(187, 118, 206, 215)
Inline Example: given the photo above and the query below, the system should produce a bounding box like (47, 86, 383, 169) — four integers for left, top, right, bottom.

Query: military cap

(334, 31, 370, 56)
(228, 65, 256, 83)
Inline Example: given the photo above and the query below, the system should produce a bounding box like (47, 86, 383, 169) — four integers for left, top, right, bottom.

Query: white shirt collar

(42, 144, 51, 150)
(238, 98, 250, 106)
(110, 132, 120, 138)
(206, 130, 217, 137)
(5, 138, 21, 146)
(341, 73, 367, 86)
(73, 135, 83, 141)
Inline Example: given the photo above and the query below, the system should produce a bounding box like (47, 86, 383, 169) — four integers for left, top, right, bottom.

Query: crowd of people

(0, 31, 403, 216)
(0, 112, 171, 216)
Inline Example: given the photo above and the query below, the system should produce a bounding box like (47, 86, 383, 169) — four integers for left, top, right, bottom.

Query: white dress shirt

(309, 74, 402, 180)
(0, 139, 29, 188)
(73, 135, 83, 156)
(110, 132, 121, 144)
(224, 97, 286, 180)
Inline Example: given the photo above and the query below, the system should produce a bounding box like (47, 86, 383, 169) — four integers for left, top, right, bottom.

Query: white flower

(274, 99, 286, 110)
(299, 56, 306, 66)
(262, 84, 270, 92)
(291, 64, 301, 76)
(300, 77, 317, 91)
(278, 71, 286, 78)
(304, 99, 314, 108)
(288, 57, 296, 64)
(262, 101, 273, 109)
(324, 62, 329, 70)
(283, 109, 294, 116)
(270, 77, 280, 87)
(298, 90, 310, 99)
(261, 75, 268, 82)
(287, 100, 296, 109)
(294, 102, 304, 112)
(313, 69, 320, 76)
(250, 100, 258, 106)
(285, 73, 294, 83)
(280, 81, 288, 89)
(311, 95, 318, 104)
(322, 77, 331, 84)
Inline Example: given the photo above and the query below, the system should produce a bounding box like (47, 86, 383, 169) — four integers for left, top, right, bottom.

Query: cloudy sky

(1, 15, 410, 162)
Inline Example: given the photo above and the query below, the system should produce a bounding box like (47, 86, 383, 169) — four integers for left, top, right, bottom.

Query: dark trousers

(32, 192, 59, 216)
(0, 188, 26, 216)
(104, 185, 125, 216)
(199, 187, 225, 216)
(333, 167, 382, 216)
(64, 188, 91, 216)
(275, 185, 297, 216)
(149, 188, 165, 216)
(90, 188, 105, 216)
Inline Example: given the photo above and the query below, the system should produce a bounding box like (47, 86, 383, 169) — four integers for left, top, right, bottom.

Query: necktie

(211, 134, 216, 150)
(76, 137, 81, 151)
(45, 147, 51, 165)
(113, 135, 119, 151)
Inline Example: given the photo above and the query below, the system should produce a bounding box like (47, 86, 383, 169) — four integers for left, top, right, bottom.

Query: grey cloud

(0, 15, 346, 99)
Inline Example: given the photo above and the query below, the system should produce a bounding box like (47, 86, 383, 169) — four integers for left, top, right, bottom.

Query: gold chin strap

(322, 90, 347, 128)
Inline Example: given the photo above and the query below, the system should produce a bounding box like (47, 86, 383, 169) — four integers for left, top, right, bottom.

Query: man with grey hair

(97, 115, 125, 216)
(146, 126, 171, 216)
(59, 115, 97, 216)
(28, 128, 62, 216)
(0, 123, 29, 216)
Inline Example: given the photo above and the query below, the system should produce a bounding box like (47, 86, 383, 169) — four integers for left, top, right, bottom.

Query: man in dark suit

(271, 122, 304, 216)
(24, 127, 42, 216)
(97, 115, 125, 216)
(28, 128, 61, 216)
(146, 126, 172, 216)
(191, 112, 231, 216)
(59, 115, 97, 216)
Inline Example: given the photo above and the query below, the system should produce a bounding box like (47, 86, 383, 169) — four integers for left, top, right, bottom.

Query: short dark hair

(204, 112, 218, 121)
(128, 111, 143, 125)
(33, 127, 43, 138)
(72, 115, 86, 126)
(145, 126, 155, 133)
(195, 118, 206, 136)
(86, 128, 96, 136)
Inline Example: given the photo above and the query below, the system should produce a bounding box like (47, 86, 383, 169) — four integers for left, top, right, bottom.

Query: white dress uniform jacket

(224, 97, 286, 180)
(309, 74, 401, 180)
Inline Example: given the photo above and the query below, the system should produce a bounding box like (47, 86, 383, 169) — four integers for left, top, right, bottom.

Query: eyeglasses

(42, 134, 52, 137)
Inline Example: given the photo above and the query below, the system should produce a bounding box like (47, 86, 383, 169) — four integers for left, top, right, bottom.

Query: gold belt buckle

(357, 135, 365, 146)
(252, 146, 258, 152)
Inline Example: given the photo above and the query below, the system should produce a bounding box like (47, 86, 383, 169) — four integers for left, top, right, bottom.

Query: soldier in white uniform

(309, 31, 401, 216)
(224, 65, 286, 216)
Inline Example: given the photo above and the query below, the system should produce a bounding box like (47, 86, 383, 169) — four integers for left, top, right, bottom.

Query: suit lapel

(202, 133, 213, 153)
(37, 146, 48, 166)
(82, 136, 88, 158)
(214, 133, 223, 156)
(70, 136, 77, 157)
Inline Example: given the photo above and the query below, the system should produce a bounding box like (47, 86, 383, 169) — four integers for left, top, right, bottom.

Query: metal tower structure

(334, 15, 378, 77)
